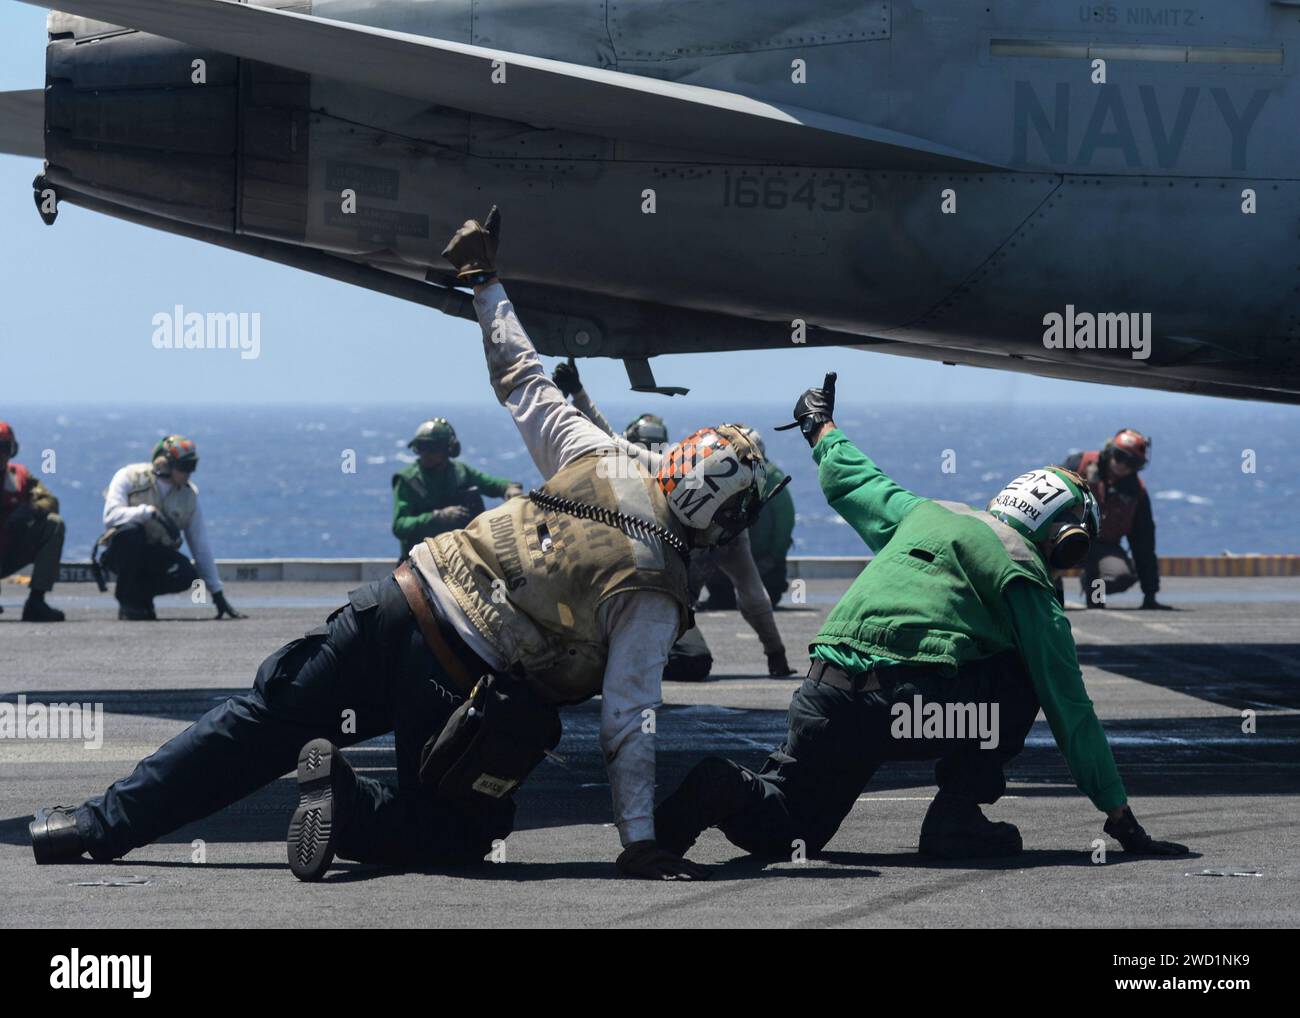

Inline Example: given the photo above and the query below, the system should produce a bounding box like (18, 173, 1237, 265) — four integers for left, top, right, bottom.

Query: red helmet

(1106, 428, 1150, 469)
(0, 421, 17, 459)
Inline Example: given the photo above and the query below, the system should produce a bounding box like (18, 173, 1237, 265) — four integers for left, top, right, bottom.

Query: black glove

(553, 357, 582, 398)
(616, 841, 710, 881)
(432, 505, 476, 530)
(441, 206, 500, 285)
(766, 650, 795, 678)
(1103, 806, 1189, 856)
(213, 591, 246, 620)
(775, 372, 837, 447)
(1141, 594, 1173, 610)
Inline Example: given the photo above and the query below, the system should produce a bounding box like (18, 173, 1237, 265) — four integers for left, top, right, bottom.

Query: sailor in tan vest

(96, 436, 244, 621)
(30, 207, 776, 883)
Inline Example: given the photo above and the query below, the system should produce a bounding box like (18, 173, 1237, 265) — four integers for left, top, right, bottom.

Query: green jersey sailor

(391, 417, 523, 560)
(656, 372, 1191, 863)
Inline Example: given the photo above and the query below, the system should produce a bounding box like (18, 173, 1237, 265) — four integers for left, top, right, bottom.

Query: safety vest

(2, 462, 31, 520)
(100, 463, 198, 550)
(1077, 450, 1145, 544)
(0, 462, 32, 555)
(412, 450, 691, 704)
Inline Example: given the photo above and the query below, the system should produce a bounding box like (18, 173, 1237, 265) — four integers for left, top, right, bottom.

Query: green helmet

(408, 418, 460, 457)
(987, 466, 1100, 569)
(151, 435, 199, 476)
(624, 413, 669, 450)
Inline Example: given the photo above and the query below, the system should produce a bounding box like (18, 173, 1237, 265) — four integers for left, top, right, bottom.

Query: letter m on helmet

(669, 483, 716, 521)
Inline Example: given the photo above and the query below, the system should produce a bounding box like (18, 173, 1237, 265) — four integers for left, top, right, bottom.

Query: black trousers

(657, 652, 1039, 858)
(664, 626, 714, 682)
(100, 526, 198, 606)
(75, 576, 513, 865)
(1081, 540, 1139, 599)
(703, 569, 788, 610)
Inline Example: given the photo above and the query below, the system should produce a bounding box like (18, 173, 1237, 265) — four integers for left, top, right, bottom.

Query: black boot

(287, 739, 360, 882)
(30, 805, 88, 864)
(655, 756, 755, 857)
(919, 792, 1022, 859)
(22, 592, 65, 622)
(117, 599, 157, 621)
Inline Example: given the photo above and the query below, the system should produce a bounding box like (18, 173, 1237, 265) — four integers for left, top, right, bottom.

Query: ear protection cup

(1047, 521, 1091, 570)
(152, 455, 171, 477)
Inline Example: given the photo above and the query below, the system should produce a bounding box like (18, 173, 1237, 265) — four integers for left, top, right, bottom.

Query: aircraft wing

(0, 89, 44, 158)
(17, 0, 999, 170)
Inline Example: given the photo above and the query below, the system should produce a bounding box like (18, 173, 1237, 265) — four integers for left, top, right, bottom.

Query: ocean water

(4, 400, 1298, 561)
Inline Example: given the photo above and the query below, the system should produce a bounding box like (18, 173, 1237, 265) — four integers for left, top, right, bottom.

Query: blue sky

(0, 5, 1198, 407)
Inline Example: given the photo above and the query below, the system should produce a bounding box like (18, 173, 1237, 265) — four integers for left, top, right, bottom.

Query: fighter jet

(1, 0, 1297, 401)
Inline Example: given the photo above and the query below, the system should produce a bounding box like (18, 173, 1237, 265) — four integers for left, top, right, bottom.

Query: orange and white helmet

(657, 425, 766, 546)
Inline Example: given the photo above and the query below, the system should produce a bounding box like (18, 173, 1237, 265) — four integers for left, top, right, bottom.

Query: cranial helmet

(624, 413, 669, 451)
(152, 435, 199, 476)
(987, 466, 1100, 570)
(656, 424, 767, 547)
(408, 418, 461, 457)
(1104, 428, 1151, 470)
(0, 421, 17, 460)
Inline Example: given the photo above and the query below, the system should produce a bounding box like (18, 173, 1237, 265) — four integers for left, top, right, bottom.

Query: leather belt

(393, 562, 478, 696)
(807, 659, 882, 693)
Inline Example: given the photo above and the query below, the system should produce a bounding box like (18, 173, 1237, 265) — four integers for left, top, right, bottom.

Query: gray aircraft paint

(8, 0, 1300, 401)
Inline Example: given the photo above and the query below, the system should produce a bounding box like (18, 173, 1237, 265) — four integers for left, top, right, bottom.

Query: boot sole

(287, 740, 339, 882)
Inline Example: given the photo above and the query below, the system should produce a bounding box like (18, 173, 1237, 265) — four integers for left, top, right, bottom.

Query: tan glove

(29, 480, 59, 516)
(441, 206, 500, 284)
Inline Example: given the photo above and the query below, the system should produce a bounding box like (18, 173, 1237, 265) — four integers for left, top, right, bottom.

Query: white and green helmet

(988, 466, 1100, 566)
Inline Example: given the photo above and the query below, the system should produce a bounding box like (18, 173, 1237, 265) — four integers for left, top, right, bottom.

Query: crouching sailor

(655, 373, 1191, 864)
(30, 207, 776, 882)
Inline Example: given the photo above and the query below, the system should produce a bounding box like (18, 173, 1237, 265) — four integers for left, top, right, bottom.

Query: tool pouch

(419, 672, 562, 801)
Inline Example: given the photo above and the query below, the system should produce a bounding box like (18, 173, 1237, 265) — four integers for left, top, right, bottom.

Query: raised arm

(442, 209, 617, 480)
(553, 359, 618, 439)
(814, 430, 923, 554)
(777, 372, 921, 552)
